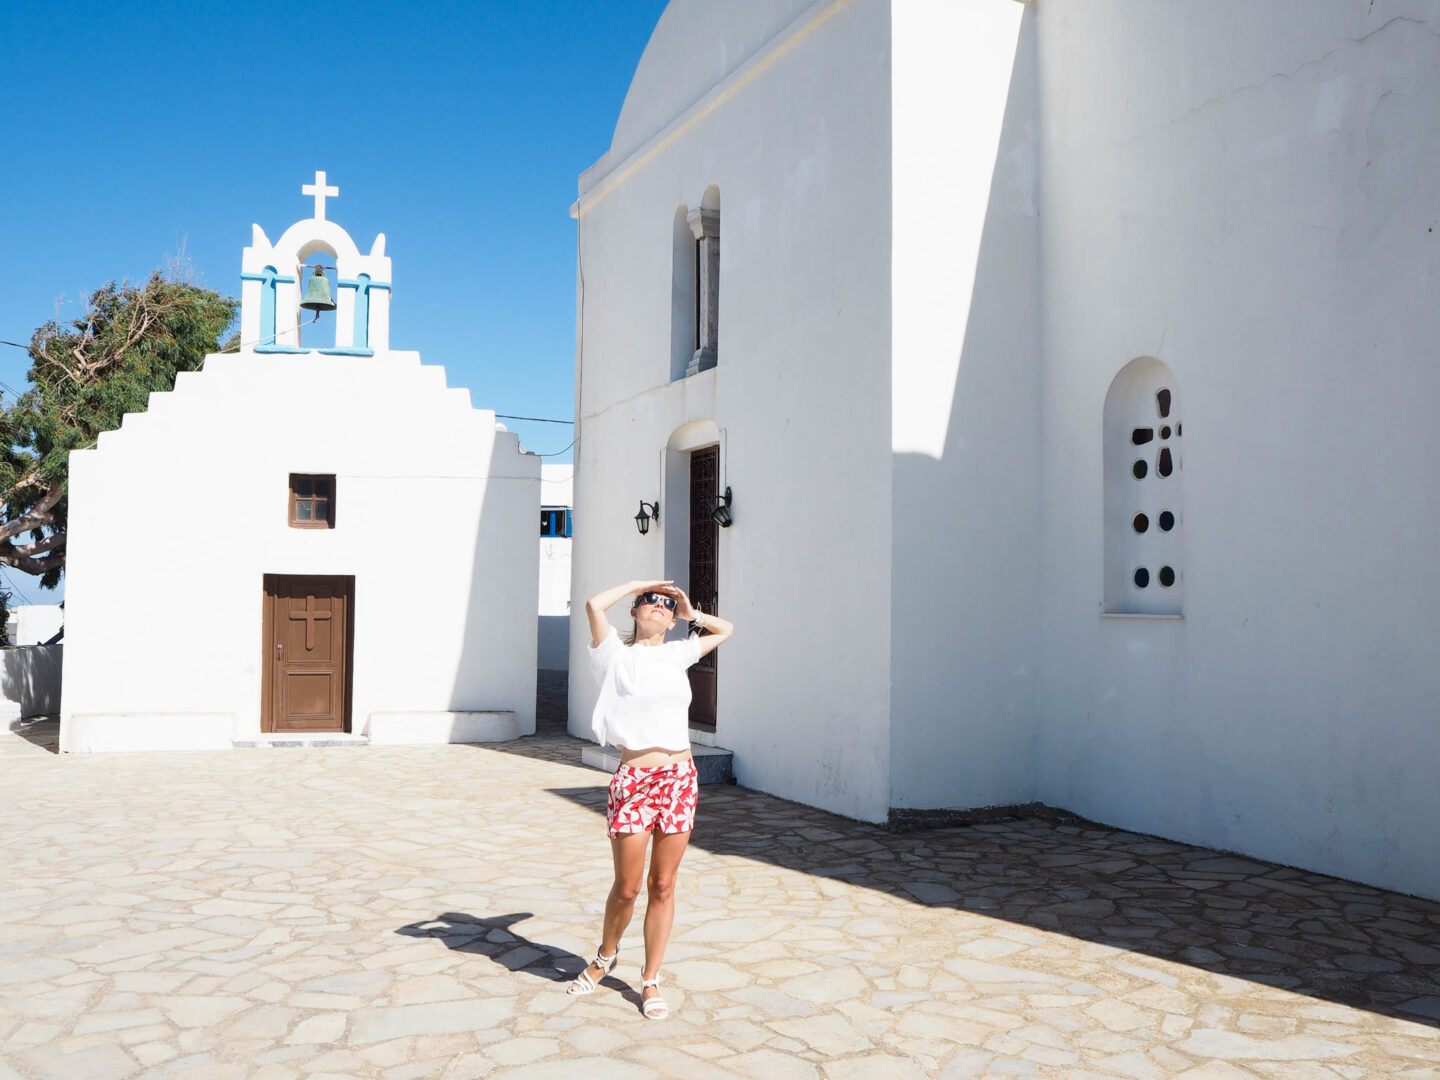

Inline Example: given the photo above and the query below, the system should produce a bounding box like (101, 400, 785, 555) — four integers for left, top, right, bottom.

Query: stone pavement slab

(1, 722, 1438, 1078)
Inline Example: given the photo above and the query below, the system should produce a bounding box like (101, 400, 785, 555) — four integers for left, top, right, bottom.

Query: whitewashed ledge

(365, 710, 519, 745)
(62, 713, 233, 752)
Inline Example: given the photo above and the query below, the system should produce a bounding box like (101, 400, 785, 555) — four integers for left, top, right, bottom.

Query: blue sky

(0, 0, 668, 603)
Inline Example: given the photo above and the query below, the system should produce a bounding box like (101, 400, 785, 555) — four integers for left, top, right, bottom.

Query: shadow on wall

(869, 11, 1440, 1026)
(445, 437, 539, 735)
(0, 644, 63, 727)
(888, 4, 1044, 813)
(538, 614, 569, 670)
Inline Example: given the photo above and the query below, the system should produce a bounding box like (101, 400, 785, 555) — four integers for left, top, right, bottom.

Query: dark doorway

(688, 445, 719, 729)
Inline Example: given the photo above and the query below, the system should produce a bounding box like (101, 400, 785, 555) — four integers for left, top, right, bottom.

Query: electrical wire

(0, 566, 35, 606)
(0, 342, 33, 399)
(218, 311, 320, 352)
(6, 315, 325, 362)
(10, 319, 581, 451)
(11, 326, 578, 427)
(533, 436, 578, 458)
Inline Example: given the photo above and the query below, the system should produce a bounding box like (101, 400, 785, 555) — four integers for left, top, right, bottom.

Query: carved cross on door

(288, 593, 332, 650)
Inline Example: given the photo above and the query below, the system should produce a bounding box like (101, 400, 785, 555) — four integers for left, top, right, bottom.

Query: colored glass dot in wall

(1160, 425, 1171, 439)
(1158, 565, 1176, 587)
(1134, 567, 1150, 588)
(1157, 447, 1174, 477)
(1133, 460, 1148, 479)
(1157, 388, 1172, 418)
(1132, 428, 1154, 445)
(1133, 513, 1149, 533)
(1159, 510, 1175, 531)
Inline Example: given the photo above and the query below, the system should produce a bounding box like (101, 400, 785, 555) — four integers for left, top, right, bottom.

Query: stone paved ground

(2, 720, 1439, 1079)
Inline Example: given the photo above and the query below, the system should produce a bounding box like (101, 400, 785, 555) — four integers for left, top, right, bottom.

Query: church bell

(300, 266, 336, 312)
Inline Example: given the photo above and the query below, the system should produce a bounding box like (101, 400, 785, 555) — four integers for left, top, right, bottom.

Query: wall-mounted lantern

(635, 499, 660, 536)
(710, 487, 733, 528)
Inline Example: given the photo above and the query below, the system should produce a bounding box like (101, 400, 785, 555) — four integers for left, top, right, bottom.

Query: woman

(566, 578, 734, 1020)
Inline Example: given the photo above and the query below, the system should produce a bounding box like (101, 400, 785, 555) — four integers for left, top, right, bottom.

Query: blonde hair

(626, 600, 640, 646)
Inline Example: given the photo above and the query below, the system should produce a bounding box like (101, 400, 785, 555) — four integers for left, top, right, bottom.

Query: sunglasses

(635, 591, 678, 611)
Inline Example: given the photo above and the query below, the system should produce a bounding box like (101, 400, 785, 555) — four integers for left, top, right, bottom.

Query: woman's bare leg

(603, 832, 649, 951)
(574, 832, 648, 987)
(641, 829, 692, 1002)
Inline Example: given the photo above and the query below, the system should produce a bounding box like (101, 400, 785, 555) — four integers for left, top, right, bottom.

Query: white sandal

(567, 947, 618, 995)
(640, 976, 668, 1020)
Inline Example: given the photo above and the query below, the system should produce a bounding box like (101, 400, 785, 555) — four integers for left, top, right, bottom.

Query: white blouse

(587, 626, 704, 751)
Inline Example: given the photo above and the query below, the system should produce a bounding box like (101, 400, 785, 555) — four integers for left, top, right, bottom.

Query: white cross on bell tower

(302, 170, 339, 220)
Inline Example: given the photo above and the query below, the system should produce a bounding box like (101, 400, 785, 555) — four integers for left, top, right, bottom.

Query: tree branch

(0, 484, 64, 543)
(0, 550, 65, 576)
(4, 530, 65, 557)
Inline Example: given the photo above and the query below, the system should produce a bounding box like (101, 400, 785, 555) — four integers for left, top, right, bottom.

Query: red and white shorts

(606, 759, 699, 839)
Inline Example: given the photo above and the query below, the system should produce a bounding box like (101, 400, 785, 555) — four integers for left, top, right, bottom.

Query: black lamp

(710, 487, 733, 528)
(635, 499, 660, 535)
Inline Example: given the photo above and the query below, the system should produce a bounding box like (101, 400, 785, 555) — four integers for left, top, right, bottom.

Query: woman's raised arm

(585, 579, 672, 647)
(664, 586, 733, 659)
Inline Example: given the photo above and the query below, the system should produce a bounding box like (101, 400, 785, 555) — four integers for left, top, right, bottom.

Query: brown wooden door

(262, 575, 353, 733)
(688, 446, 719, 729)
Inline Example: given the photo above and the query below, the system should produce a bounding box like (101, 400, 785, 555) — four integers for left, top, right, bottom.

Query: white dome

(608, 0, 821, 165)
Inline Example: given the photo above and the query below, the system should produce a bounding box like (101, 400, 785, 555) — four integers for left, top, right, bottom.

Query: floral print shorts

(606, 759, 699, 839)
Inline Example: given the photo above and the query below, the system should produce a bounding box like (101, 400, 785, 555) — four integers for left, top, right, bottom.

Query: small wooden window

(290, 474, 335, 529)
(540, 508, 571, 537)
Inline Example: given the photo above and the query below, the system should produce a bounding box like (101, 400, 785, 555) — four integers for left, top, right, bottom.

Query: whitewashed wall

(6, 604, 64, 647)
(538, 464, 574, 669)
(887, 0, 1043, 812)
(0, 644, 63, 723)
(1035, 0, 1440, 898)
(572, 0, 895, 822)
(62, 350, 539, 751)
(539, 464, 573, 617)
(578, 0, 1440, 898)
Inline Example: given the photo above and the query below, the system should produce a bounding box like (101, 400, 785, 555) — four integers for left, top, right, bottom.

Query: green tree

(2, 272, 236, 588)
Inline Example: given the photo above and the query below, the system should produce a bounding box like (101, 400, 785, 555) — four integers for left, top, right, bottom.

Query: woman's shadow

(394, 912, 640, 1008)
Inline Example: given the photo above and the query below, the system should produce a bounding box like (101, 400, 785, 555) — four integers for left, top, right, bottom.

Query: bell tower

(238, 170, 393, 355)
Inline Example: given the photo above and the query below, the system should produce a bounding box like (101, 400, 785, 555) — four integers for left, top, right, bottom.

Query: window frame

(540, 507, 571, 538)
(289, 473, 336, 530)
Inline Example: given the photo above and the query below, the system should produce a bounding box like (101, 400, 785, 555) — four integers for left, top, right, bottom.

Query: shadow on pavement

(9, 716, 59, 753)
(393, 910, 643, 1011)
(474, 734, 1440, 1031)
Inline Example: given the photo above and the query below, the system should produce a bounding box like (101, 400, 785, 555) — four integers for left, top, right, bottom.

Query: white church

(570, 0, 1440, 901)
(61, 175, 540, 751)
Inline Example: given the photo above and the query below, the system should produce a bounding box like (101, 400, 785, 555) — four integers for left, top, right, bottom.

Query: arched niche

(667, 419, 722, 453)
(293, 239, 339, 349)
(270, 221, 373, 353)
(671, 203, 697, 382)
(686, 186, 720, 376)
(1103, 357, 1184, 615)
